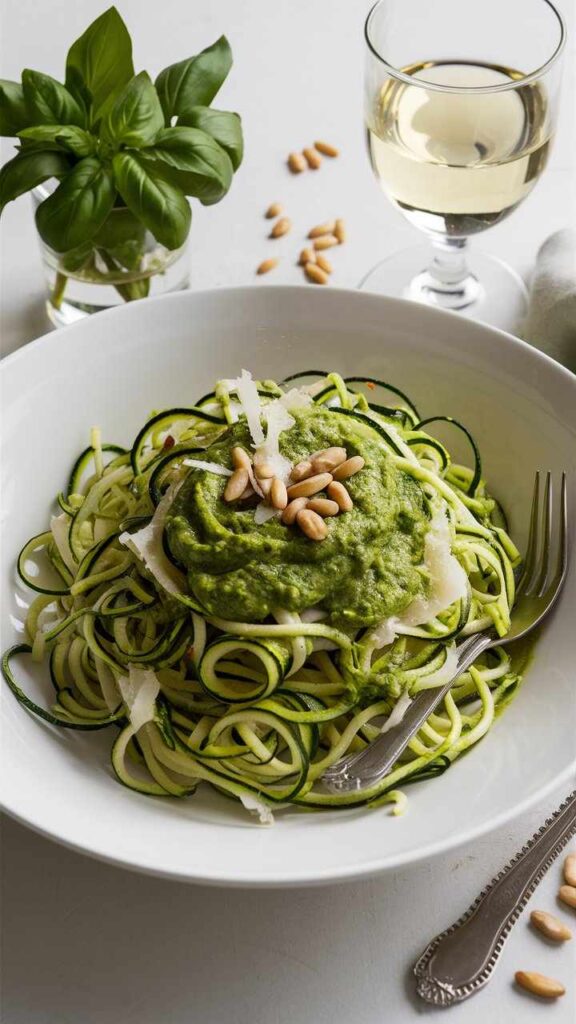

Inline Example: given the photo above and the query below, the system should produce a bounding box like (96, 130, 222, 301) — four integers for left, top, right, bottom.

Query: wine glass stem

(407, 236, 482, 311)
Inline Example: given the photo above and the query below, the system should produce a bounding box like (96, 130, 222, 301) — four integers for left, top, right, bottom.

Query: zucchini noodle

(2, 370, 524, 822)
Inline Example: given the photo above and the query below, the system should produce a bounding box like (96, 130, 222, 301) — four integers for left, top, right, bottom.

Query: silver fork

(322, 472, 569, 794)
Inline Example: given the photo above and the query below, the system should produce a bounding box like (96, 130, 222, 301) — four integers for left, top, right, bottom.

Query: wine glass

(362, 0, 566, 330)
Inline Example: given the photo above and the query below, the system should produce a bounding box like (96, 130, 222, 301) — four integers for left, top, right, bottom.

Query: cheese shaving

(182, 459, 232, 477)
(119, 485, 186, 598)
(118, 664, 160, 733)
(50, 512, 76, 574)
(240, 792, 275, 825)
(380, 690, 413, 734)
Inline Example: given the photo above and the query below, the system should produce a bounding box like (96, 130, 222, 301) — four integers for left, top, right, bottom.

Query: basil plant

(0, 7, 242, 301)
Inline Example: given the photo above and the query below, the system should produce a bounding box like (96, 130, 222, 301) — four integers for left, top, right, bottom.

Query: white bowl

(1, 287, 575, 887)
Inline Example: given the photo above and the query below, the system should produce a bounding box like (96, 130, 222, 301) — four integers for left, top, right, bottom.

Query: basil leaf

(65, 7, 134, 118)
(141, 126, 232, 205)
(113, 151, 191, 249)
(0, 80, 32, 136)
(104, 71, 164, 147)
(35, 157, 115, 251)
(19, 125, 95, 157)
(92, 208, 146, 271)
(155, 36, 232, 122)
(22, 70, 85, 127)
(0, 149, 69, 213)
(177, 107, 243, 170)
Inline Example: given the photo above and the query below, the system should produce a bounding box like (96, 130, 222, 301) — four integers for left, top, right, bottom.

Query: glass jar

(33, 183, 190, 328)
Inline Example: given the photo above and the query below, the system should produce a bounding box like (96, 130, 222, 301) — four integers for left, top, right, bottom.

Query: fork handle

(414, 789, 576, 1006)
(324, 634, 492, 793)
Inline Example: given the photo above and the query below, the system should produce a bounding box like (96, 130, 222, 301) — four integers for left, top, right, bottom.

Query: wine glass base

(358, 245, 529, 334)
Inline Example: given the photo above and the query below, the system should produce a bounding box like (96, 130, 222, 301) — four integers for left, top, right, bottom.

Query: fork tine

(517, 472, 540, 595)
(554, 472, 568, 585)
(531, 472, 553, 597)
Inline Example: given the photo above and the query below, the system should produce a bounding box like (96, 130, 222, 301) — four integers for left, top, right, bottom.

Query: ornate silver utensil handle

(414, 789, 576, 1006)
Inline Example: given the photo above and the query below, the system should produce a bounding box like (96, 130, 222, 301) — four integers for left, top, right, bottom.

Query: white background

(1, 2, 575, 1022)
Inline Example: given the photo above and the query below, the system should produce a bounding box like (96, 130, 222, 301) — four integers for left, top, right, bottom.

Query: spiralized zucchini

(2, 371, 524, 821)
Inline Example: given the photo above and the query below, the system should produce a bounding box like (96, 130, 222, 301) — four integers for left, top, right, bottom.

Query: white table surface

(1, 2, 575, 1022)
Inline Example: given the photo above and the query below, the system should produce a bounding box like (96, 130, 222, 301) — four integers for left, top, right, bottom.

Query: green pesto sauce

(165, 407, 430, 627)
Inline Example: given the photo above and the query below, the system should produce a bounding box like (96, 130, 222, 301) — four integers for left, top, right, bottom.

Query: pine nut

(308, 221, 336, 239)
(327, 480, 353, 512)
(224, 467, 249, 502)
(238, 483, 256, 501)
(270, 217, 291, 238)
(305, 262, 329, 285)
(559, 885, 576, 908)
(311, 447, 347, 473)
(332, 455, 365, 480)
(265, 202, 283, 218)
(530, 910, 572, 941)
(254, 461, 275, 479)
(257, 258, 279, 275)
(564, 854, 576, 887)
(232, 446, 252, 471)
(297, 508, 328, 540)
(281, 497, 309, 525)
(314, 140, 339, 157)
(313, 235, 339, 251)
(291, 460, 313, 482)
(307, 497, 339, 517)
(288, 152, 306, 173)
(303, 147, 321, 169)
(259, 477, 273, 498)
(271, 477, 288, 510)
(334, 218, 346, 244)
(287, 472, 333, 499)
(515, 972, 565, 998)
(299, 248, 316, 266)
(315, 254, 333, 275)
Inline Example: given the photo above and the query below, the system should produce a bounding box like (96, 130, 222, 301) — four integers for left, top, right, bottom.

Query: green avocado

(165, 407, 430, 627)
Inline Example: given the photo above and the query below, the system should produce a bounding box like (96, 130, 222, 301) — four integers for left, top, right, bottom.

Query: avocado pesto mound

(3, 370, 524, 822)
(166, 407, 429, 627)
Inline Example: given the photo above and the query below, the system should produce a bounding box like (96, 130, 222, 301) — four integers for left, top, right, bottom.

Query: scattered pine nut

(238, 483, 256, 501)
(314, 140, 339, 157)
(265, 202, 283, 218)
(270, 217, 291, 238)
(313, 235, 339, 251)
(287, 472, 333, 500)
(558, 885, 576, 909)
(271, 477, 288, 510)
(334, 218, 346, 244)
(308, 221, 336, 239)
(281, 497, 309, 525)
(297, 508, 328, 540)
(332, 455, 365, 481)
(232, 446, 252, 471)
(530, 910, 572, 942)
(257, 258, 279, 275)
(299, 248, 316, 266)
(310, 447, 347, 473)
(515, 971, 565, 999)
(307, 497, 339, 517)
(259, 477, 273, 498)
(291, 460, 313, 482)
(254, 461, 275, 479)
(305, 262, 329, 285)
(288, 152, 306, 173)
(564, 854, 576, 887)
(224, 467, 249, 502)
(315, 254, 333, 275)
(327, 480, 353, 512)
(303, 147, 322, 169)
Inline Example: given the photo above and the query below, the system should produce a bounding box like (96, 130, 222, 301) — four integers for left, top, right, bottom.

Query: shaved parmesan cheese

(254, 504, 280, 525)
(380, 690, 413, 734)
(118, 664, 160, 733)
(227, 369, 265, 447)
(400, 509, 468, 627)
(50, 512, 76, 574)
(119, 485, 186, 598)
(240, 792, 275, 826)
(182, 459, 232, 477)
(301, 607, 328, 623)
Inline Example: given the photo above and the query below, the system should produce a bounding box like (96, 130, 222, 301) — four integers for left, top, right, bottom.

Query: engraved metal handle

(414, 790, 576, 1006)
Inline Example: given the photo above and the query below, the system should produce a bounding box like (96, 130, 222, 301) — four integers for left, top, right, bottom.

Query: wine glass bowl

(362, 0, 566, 329)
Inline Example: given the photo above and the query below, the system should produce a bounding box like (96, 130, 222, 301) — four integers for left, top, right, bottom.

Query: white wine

(366, 61, 551, 237)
